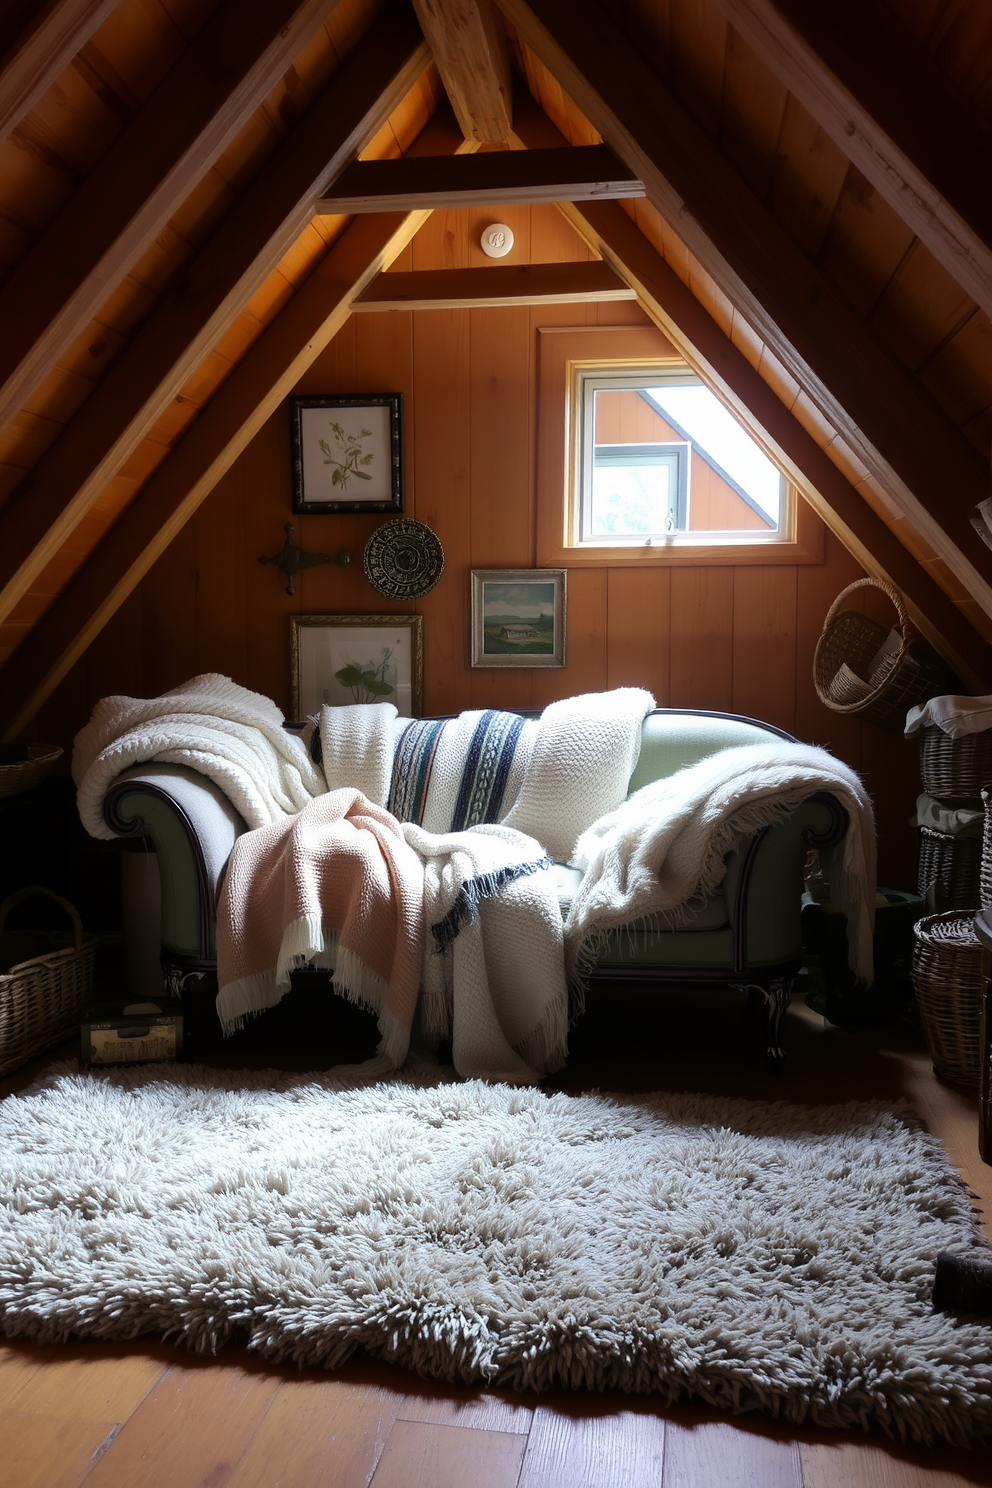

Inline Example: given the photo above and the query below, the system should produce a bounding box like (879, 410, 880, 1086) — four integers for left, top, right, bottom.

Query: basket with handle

(813, 577, 955, 731)
(0, 887, 96, 1077)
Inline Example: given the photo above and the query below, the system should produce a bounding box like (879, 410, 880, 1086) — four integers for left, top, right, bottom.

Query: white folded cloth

(905, 695, 992, 739)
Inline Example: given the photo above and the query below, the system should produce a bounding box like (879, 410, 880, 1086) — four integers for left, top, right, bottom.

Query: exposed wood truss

(353, 259, 634, 308)
(319, 143, 641, 210)
(411, 0, 511, 141)
(495, 0, 992, 620)
(0, 0, 340, 436)
(708, 0, 992, 321)
(0, 118, 476, 740)
(0, 0, 118, 146)
(0, 2, 431, 628)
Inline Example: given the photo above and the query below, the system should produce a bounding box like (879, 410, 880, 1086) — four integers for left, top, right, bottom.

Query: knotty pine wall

(38, 209, 922, 886)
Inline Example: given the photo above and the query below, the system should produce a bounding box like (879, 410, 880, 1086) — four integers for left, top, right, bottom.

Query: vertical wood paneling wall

(38, 244, 921, 884)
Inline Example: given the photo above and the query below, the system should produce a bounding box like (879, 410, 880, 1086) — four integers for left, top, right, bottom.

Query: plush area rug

(2, 1065, 991, 1446)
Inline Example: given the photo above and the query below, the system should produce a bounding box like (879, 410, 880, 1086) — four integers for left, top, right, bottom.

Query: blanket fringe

(430, 855, 555, 949)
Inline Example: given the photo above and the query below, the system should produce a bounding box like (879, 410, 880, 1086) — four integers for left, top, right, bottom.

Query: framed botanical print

(290, 614, 423, 718)
(290, 394, 403, 514)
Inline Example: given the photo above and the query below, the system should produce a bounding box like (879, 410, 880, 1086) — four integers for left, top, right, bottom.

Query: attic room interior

(3, 0, 992, 1481)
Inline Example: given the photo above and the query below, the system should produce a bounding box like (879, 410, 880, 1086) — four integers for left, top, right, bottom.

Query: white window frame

(571, 366, 792, 550)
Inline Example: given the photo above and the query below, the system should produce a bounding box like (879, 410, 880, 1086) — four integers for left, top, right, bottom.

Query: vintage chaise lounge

(101, 707, 848, 1064)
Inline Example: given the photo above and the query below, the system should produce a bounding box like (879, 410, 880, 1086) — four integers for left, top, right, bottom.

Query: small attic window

(571, 367, 790, 548)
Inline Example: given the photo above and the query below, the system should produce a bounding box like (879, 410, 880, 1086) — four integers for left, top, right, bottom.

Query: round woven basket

(911, 910, 983, 1088)
(813, 578, 954, 731)
(921, 724, 992, 800)
(917, 825, 983, 910)
(0, 743, 63, 798)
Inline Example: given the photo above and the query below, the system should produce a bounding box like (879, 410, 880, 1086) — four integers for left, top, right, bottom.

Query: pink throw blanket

(216, 788, 424, 1067)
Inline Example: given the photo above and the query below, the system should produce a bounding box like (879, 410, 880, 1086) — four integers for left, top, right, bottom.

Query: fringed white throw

(73, 673, 323, 838)
(566, 741, 877, 985)
(3, 1065, 990, 1447)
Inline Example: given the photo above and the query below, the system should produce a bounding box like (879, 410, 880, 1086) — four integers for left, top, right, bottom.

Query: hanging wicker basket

(813, 578, 955, 732)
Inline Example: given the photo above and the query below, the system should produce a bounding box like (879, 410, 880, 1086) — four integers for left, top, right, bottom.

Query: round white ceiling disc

(481, 223, 514, 258)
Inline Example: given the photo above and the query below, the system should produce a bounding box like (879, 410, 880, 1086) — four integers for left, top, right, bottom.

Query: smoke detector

(481, 223, 514, 258)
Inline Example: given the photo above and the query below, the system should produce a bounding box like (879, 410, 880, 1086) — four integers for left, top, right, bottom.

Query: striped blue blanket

(388, 709, 530, 831)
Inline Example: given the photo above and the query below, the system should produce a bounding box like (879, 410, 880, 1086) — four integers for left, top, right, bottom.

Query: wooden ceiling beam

(708, 0, 992, 318)
(0, 0, 119, 147)
(411, 0, 512, 142)
(319, 144, 641, 210)
(0, 0, 340, 437)
(496, 0, 992, 620)
(511, 99, 992, 689)
(0, 121, 474, 740)
(353, 260, 634, 308)
(0, 3, 431, 628)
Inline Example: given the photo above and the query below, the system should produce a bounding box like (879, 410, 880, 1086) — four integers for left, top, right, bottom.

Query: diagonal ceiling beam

(0, 118, 475, 741)
(0, 0, 119, 147)
(708, 0, 992, 318)
(511, 97, 992, 690)
(411, 0, 512, 141)
(318, 143, 641, 210)
(0, 0, 340, 437)
(495, 0, 992, 620)
(0, 2, 430, 628)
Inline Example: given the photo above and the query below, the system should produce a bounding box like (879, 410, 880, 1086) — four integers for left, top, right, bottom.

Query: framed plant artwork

(291, 614, 423, 719)
(289, 394, 403, 514)
(470, 569, 566, 668)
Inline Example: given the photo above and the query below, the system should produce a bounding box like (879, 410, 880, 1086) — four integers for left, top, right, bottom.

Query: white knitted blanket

(402, 821, 566, 1083)
(317, 701, 398, 804)
(73, 674, 324, 840)
(565, 741, 877, 985)
(502, 688, 656, 862)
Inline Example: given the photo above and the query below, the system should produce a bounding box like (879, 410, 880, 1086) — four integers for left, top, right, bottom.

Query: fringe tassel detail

(430, 855, 554, 950)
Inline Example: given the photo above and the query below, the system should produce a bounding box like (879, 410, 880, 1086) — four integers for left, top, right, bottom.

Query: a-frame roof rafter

(0, 0, 343, 437)
(0, 0, 431, 629)
(708, 0, 992, 320)
(0, 113, 476, 741)
(0, 0, 119, 147)
(495, 0, 992, 617)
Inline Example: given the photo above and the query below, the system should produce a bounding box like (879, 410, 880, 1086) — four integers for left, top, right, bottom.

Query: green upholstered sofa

(102, 707, 848, 1064)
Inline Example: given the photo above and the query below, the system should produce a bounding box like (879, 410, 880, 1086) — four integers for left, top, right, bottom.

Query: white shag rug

(2, 1064, 991, 1447)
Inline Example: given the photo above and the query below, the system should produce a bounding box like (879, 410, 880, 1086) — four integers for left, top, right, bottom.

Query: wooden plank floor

(1, 978, 991, 1488)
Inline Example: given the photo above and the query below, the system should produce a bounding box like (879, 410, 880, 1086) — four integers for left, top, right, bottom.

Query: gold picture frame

(290, 614, 423, 718)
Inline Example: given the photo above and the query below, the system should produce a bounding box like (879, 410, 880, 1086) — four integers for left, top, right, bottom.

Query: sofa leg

(744, 976, 794, 1070)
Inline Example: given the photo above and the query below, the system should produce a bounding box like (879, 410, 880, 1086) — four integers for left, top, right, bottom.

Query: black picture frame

(290, 394, 403, 514)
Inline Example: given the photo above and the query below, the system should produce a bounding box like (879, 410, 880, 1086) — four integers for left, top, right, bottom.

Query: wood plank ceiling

(0, 0, 990, 736)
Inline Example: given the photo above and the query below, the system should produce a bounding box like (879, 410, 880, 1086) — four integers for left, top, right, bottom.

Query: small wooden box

(81, 997, 184, 1067)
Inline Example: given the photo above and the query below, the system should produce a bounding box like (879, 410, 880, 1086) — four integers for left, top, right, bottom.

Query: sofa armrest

(733, 793, 849, 971)
(103, 765, 247, 961)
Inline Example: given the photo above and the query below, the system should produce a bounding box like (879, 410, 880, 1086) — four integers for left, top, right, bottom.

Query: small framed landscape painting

(470, 569, 566, 669)
(290, 394, 403, 514)
(291, 614, 423, 719)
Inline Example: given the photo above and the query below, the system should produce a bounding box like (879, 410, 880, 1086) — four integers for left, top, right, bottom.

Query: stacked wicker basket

(912, 724, 992, 1089)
